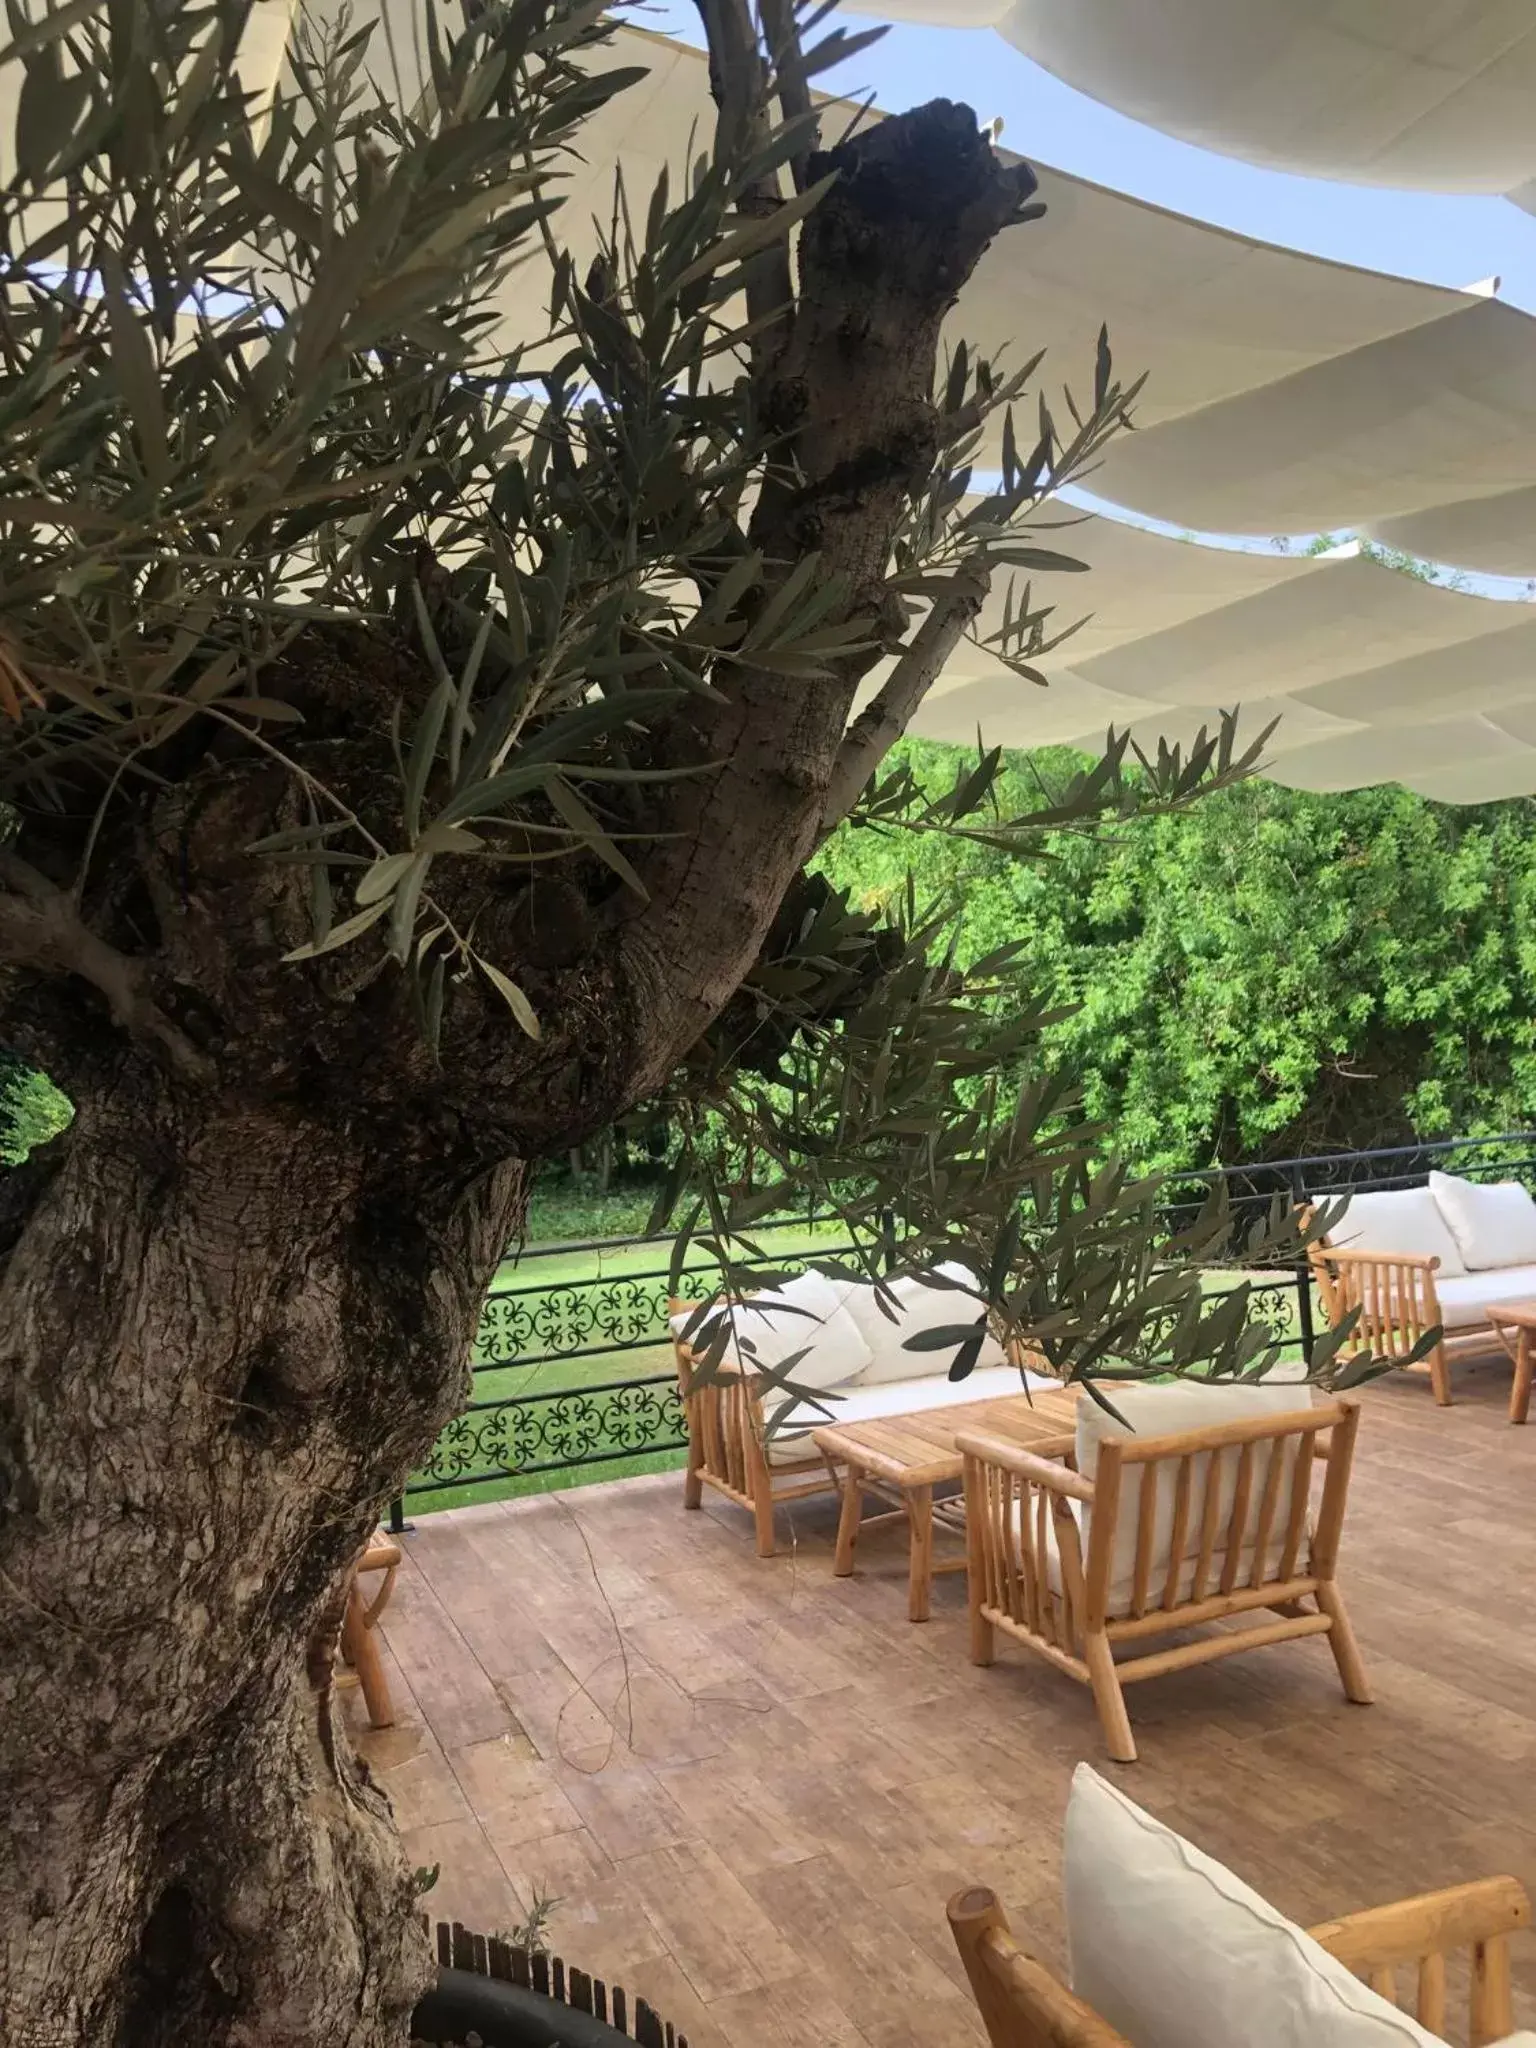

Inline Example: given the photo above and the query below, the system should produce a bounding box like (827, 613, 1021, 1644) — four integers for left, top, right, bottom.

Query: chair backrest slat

(1129, 1464, 1157, 1618)
(1159, 1454, 1194, 1611)
(1218, 1439, 1255, 1594)
(1277, 1430, 1316, 1584)
(1189, 1449, 1224, 1605)
(1245, 1436, 1288, 1590)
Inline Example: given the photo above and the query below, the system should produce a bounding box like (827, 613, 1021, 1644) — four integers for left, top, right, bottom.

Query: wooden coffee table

(1486, 1303, 1536, 1423)
(813, 1384, 1079, 1622)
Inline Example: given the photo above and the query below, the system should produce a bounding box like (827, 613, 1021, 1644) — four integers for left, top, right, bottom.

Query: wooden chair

(670, 1297, 841, 1558)
(1308, 1233, 1455, 1405)
(949, 1875, 1532, 2047)
(958, 1398, 1369, 1763)
(339, 1534, 402, 1728)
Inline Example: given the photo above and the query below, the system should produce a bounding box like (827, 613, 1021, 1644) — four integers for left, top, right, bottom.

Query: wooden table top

(812, 1383, 1080, 1489)
(1487, 1301, 1536, 1329)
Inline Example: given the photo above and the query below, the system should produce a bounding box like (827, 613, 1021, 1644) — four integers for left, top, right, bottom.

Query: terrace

(351, 1144, 1536, 2047)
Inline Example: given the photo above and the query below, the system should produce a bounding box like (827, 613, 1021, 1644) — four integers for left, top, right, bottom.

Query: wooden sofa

(958, 1383, 1368, 1761)
(949, 1763, 1534, 2048)
(669, 1270, 1056, 1556)
(1308, 1174, 1536, 1411)
(950, 1876, 1533, 2048)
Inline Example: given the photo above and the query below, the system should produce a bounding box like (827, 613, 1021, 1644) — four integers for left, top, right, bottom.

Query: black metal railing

(397, 1133, 1536, 1521)
(395, 1231, 854, 1521)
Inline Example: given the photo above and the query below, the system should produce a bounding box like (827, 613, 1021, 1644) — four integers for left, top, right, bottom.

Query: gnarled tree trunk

(0, 1096, 528, 2045)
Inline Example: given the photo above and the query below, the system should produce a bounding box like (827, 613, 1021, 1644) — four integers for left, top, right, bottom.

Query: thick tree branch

(694, 0, 795, 376)
(818, 569, 989, 838)
(0, 851, 213, 1082)
(759, 0, 816, 191)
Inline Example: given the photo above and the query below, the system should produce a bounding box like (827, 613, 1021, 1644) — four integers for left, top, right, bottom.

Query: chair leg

(1428, 1341, 1452, 1407)
(969, 1596, 995, 1668)
(1317, 1580, 1373, 1705)
(343, 1586, 395, 1728)
(1084, 1631, 1136, 1764)
(1510, 1330, 1534, 1425)
(683, 1430, 704, 1509)
(907, 1485, 933, 1624)
(752, 1472, 777, 1558)
(833, 1469, 862, 1577)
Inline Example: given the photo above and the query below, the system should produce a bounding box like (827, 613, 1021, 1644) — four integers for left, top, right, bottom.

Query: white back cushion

(1075, 1382, 1315, 1617)
(1429, 1172, 1536, 1271)
(1065, 1764, 1450, 2048)
(846, 1262, 1008, 1385)
(676, 1269, 871, 1395)
(1327, 1187, 1465, 1276)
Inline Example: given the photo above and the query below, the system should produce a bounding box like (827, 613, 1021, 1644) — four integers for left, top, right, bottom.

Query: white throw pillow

(1074, 1382, 1315, 1617)
(1428, 1171, 1536, 1271)
(847, 1262, 1008, 1386)
(1325, 1187, 1465, 1277)
(675, 1269, 871, 1395)
(1065, 1763, 1450, 2048)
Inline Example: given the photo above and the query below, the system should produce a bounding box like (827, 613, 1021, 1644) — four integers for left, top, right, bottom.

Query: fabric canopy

(901, 520, 1536, 803)
(512, 30, 1536, 585)
(843, 0, 1536, 209)
(248, 15, 1536, 798)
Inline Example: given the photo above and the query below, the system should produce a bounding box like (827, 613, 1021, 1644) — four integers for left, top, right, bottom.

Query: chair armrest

(674, 1339, 751, 1386)
(1314, 1246, 1441, 1272)
(956, 1430, 1096, 1504)
(1308, 1876, 1530, 1973)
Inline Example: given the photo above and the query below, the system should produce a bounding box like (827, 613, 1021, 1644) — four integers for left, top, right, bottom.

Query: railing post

(387, 1496, 409, 1536)
(1291, 1166, 1317, 1368)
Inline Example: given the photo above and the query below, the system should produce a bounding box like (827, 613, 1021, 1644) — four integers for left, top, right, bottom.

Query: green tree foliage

(0, 1048, 69, 1165)
(820, 738, 1536, 1173)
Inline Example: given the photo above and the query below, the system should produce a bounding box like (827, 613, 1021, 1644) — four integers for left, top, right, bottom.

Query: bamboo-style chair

(948, 1875, 1533, 2047)
(1308, 1232, 1455, 1406)
(958, 1397, 1369, 1762)
(338, 1534, 402, 1728)
(670, 1296, 840, 1557)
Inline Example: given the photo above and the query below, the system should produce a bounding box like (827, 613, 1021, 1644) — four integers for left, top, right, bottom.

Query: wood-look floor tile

(623, 1839, 801, 2004)
(381, 1376, 1536, 2035)
(745, 1854, 987, 2048)
(554, 1757, 694, 1862)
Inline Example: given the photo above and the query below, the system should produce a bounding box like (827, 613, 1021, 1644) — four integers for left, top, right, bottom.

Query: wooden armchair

(958, 1398, 1369, 1762)
(1308, 1236, 1453, 1405)
(339, 1535, 402, 1728)
(949, 1875, 1533, 2047)
(669, 1298, 839, 1558)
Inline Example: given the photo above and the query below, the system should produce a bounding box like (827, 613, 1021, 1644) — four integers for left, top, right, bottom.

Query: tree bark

(0, 1090, 529, 2046)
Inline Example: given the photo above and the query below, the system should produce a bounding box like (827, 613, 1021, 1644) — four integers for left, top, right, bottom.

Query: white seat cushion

(842, 1262, 1009, 1386)
(1326, 1187, 1465, 1277)
(1065, 1763, 1451, 2047)
(1429, 1263, 1536, 1330)
(760, 1361, 1061, 1466)
(673, 1270, 871, 1395)
(1429, 1171, 1536, 1271)
(1072, 1382, 1317, 1620)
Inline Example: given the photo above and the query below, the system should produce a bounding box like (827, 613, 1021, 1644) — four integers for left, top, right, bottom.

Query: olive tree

(0, 2, 1347, 2040)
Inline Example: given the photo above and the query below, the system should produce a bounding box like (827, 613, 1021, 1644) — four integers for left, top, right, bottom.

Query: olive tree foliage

(0, 0, 1354, 1382)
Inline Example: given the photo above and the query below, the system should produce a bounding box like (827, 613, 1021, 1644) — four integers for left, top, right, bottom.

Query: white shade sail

(842, 0, 1536, 207)
(535, 30, 1536, 800)
(900, 518, 1536, 803)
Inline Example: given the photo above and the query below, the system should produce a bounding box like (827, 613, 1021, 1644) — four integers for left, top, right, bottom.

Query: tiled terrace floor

(350, 1356, 1536, 2047)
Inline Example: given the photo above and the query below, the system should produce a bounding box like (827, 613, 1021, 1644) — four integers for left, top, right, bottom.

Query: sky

(637, 3, 1536, 311)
